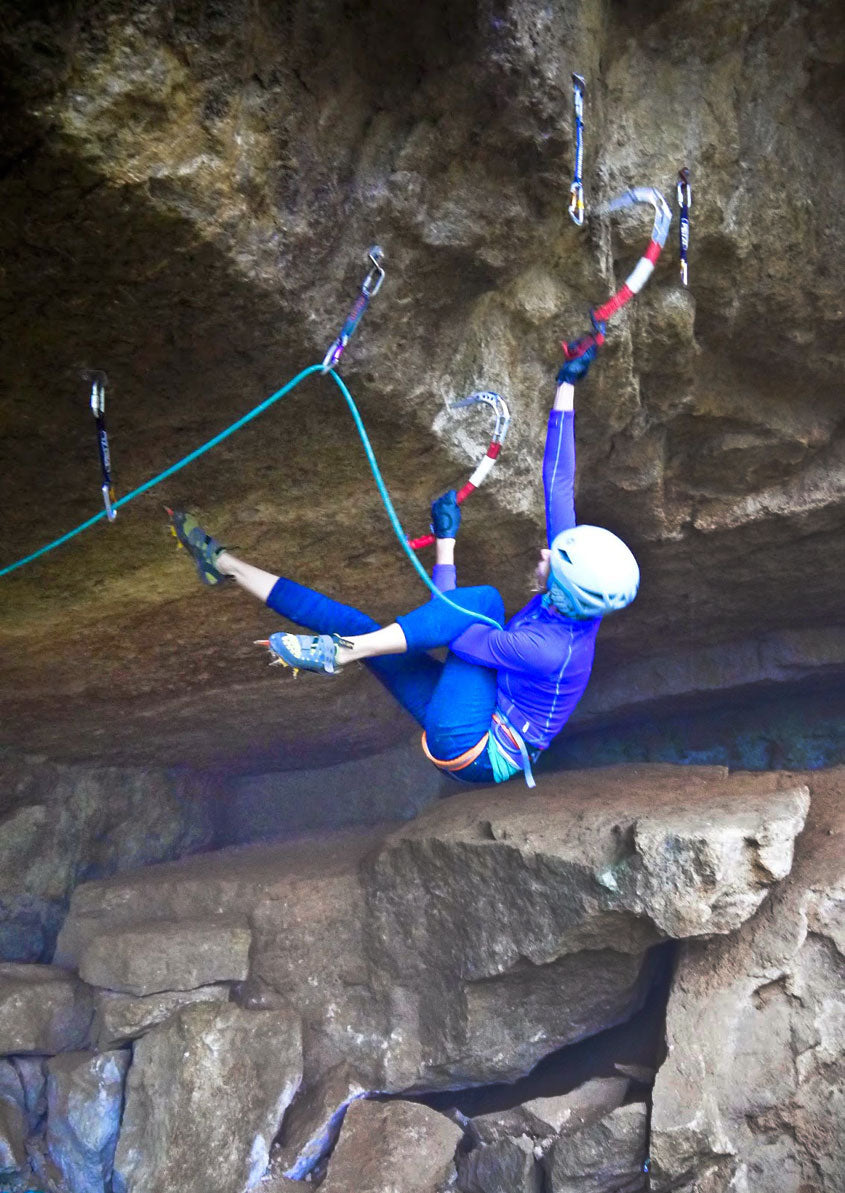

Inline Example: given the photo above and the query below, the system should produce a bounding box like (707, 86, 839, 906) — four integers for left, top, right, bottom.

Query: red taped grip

(407, 481, 478, 550)
(593, 283, 634, 323)
(644, 238, 662, 264)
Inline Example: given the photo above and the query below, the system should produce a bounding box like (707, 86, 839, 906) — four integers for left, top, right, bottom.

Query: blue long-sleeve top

(437, 410, 601, 752)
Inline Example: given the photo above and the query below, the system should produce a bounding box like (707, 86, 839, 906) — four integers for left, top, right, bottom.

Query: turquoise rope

(0, 363, 504, 630)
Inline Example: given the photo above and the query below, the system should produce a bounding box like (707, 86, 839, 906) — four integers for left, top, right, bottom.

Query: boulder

(365, 767, 809, 1087)
(113, 1001, 302, 1193)
(650, 768, 845, 1191)
(78, 919, 251, 996)
(45, 1049, 129, 1193)
(544, 1102, 648, 1193)
(92, 983, 230, 1048)
(320, 1100, 463, 1193)
(0, 965, 92, 1055)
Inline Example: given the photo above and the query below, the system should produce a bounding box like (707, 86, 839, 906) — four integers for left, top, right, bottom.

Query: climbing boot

(256, 632, 353, 676)
(166, 509, 229, 586)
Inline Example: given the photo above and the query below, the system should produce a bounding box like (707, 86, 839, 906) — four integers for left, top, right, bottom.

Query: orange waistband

(420, 729, 489, 772)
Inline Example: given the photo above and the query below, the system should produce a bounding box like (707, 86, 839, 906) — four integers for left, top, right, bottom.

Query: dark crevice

(402, 942, 676, 1119)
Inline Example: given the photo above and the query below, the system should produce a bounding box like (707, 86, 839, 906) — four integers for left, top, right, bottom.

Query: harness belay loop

(568, 73, 586, 227)
(322, 245, 386, 372)
(408, 390, 511, 550)
(677, 167, 691, 287)
(562, 185, 672, 361)
(89, 371, 116, 521)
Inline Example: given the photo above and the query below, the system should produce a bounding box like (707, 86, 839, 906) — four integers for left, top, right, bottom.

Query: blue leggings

(266, 578, 505, 782)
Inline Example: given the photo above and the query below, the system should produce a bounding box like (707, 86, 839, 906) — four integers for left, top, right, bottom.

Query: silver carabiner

(362, 245, 385, 298)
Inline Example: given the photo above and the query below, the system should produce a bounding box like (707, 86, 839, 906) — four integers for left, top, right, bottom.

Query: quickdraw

(561, 186, 673, 361)
(321, 245, 385, 372)
(568, 74, 586, 227)
(677, 167, 691, 287)
(408, 391, 511, 551)
(89, 372, 116, 521)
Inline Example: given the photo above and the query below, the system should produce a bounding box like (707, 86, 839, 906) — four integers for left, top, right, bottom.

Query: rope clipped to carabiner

(321, 245, 386, 373)
(89, 372, 116, 521)
(408, 391, 511, 550)
(568, 74, 586, 227)
(561, 186, 673, 361)
(677, 167, 691, 287)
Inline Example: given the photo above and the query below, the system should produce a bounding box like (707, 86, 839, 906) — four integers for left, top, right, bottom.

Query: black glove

(431, 490, 461, 539)
(556, 342, 597, 386)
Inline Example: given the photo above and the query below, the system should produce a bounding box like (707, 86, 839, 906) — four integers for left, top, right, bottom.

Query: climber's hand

(557, 342, 597, 386)
(431, 490, 461, 539)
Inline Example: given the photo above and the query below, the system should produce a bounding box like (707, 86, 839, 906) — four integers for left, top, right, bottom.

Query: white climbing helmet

(548, 525, 640, 618)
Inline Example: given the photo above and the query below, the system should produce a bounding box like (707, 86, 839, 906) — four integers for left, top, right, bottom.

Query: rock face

(51, 764, 808, 1182)
(113, 1001, 303, 1193)
(0, 0, 843, 771)
(0, 752, 215, 963)
(650, 767, 845, 1192)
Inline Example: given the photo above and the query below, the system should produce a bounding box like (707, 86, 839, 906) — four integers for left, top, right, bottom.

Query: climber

(168, 348, 639, 787)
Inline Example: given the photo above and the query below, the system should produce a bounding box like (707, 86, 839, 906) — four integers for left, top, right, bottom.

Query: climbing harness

(89, 372, 116, 521)
(561, 186, 672, 361)
(321, 245, 385, 372)
(677, 167, 691, 287)
(568, 74, 586, 226)
(408, 391, 511, 550)
(421, 711, 537, 788)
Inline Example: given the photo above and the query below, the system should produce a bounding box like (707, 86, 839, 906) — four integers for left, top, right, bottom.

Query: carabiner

(676, 168, 691, 287)
(322, 244, 387, 372)
(568, 74, 586, 227)
(89, 371, 116, 521)
(361, 245, 385, 298)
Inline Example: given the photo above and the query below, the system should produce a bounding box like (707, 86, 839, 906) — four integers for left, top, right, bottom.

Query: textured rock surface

(78, 917, 251, 995)
(56, 764, 807, 1179)
(320, 1099, 463, 1193)
(0, 751, 215, 963)
(113, 1001, 302, 1193)
(650, 766, 845, 1192)
(0, 0, 843, 770)
(544, 1101, 648, 1193)
(0, 1060, 27, 1174)
(458, 1134, 542, 1193)
(45, 1049, 129, 1193)
(0, 965, 92, 1055)
(92, 983, 230, 1049)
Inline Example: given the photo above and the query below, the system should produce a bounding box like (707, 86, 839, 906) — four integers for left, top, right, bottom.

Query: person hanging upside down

(168, 347, 639, 787)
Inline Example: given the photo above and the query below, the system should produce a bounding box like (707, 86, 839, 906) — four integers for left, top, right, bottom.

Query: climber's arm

(543, 345, 596, 542)
(430, 490, 460, 592)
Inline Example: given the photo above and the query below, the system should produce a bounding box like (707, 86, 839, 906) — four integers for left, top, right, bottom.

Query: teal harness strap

(0, 364, 504, 631)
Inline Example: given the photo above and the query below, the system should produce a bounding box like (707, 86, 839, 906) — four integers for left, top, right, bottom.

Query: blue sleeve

(543, 410, 576, 544)
(449, 622, 556, 676)
(432, 563, 457, 592)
